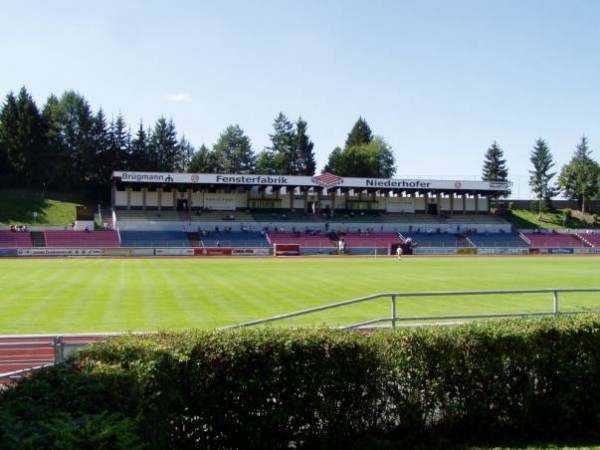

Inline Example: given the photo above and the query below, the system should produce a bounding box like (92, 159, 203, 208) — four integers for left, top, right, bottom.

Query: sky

(2, 0, 600, 199)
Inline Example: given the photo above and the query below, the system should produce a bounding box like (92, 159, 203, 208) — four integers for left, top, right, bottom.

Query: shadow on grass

(0, 189, 84, 224)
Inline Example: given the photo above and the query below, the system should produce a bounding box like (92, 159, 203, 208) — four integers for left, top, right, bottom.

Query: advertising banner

(155, 248, 194, 256)
(413, 247, 457, 255)
(573, 247, 600, 254)
(548, 248, 574, 254)
(477, 248, 530, 255)
(131, 248, 155, 256)
(274, 243, 300, 256)
(194, 248, 233, 256)
(17, 248, 102, 257)
(102, 248, 133, 256)
(232, 248, 271, 256)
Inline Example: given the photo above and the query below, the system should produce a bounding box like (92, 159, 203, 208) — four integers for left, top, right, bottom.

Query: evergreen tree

(148, 117, 179, 171)
(0, 92, 19, 177)
(325, 118, 394, 177)
(189, 144, 215, 173)
(0, 140, 6, 177)
(129, 122, 149, 170)
(0, 87, 49, 188)
(267, 112, 295, 174)
(89, 109, 111, 188)
(212, 125, 255, 173)
(529, 138, 559, 215)
(482, 141, 510, 197)
(323, 146, 345, 175)
(99, 113, 130, 186)
(345, 117, 373, 149)
(42, 94, 69, 190)
(48, 91, 95, 190)
(177, 135, 195, 171)
(255, 148, 277, 174)
(482, 141, 509, 181)
(558, 136, 600, 213)
(293, 117, 316, 176)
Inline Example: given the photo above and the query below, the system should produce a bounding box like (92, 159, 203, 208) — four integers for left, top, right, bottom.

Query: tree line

(1, 86, 599, 211)
(481, 137, 600, 213)
(0, 87, 396, 201)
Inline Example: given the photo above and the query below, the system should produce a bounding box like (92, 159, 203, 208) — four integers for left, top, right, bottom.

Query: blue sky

(3, 0, 600, 198)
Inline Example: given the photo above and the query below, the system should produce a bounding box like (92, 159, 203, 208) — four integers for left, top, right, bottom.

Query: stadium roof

(112, 171, 511, 195)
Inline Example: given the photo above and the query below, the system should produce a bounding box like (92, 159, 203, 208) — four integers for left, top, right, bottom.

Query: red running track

(0, 335, 108, 384)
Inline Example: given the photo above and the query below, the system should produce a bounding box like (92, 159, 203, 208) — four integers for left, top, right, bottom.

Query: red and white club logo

(191, 174, 200, 182)
(312, 173, 344, 188)
(454, 181, 462, 189)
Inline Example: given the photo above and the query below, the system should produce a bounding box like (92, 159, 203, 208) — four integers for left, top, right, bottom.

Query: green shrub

(3, 318, 600, 448)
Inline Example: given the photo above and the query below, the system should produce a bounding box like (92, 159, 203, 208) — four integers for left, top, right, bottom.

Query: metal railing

(0, 332, 147, 382)
(226, 288, 600, 330)
(3, 290, 600, 382)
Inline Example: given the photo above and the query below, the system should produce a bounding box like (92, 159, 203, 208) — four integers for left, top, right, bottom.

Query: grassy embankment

(0, 189, 83, 227)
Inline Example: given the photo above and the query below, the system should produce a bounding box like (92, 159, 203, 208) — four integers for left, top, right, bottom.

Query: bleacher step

(30, 231, 46, 247)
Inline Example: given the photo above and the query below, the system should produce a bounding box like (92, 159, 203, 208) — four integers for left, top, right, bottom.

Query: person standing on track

(396, 245, 403, 260)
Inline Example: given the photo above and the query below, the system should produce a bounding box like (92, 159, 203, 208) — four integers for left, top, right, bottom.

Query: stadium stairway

(30, 231, 46, 247)
(456, 234, 474, 247)
(187, 232, 201, 247)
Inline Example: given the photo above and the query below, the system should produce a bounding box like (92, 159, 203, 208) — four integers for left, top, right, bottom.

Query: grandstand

(0, 230, 33, 248)
(338, 231, 401, 249)
(576, 232, 600, 247)
(402, 232, 462, 248)
(120, 230, 190, 247)
(267, 231, 336, 251)
(521, 232, 588, 248)
(199, 231, 270, 248)
(466, 232, 530, 248)
(43, 230, 120, 248)
(3, 170, 599, 256)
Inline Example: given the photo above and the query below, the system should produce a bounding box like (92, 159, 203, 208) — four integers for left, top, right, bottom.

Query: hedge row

(2, 315, 600, 449)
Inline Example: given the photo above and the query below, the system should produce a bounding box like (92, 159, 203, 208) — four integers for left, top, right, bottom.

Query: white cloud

(163, 92, 192, 103)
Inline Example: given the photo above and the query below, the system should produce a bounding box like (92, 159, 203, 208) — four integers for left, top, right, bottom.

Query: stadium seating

(251, 209, 316, 223)
(576, 232, 600, 247)
(521, 232, 588, 248)
(120, 230, 191, 247)
(338, 232, 401, 249)
(199, 231, 270, 248)
(43, 230, 120, 248)
(116, 210, 181, 221)
(402, 232, 461, 247)
(0, 230, 33, 248)
(267, 231, 336, 249)
(466, 232, 530, 248)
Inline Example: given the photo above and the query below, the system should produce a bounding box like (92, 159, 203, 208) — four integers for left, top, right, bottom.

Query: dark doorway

(427, 203, 438, 215)
(177, 199, 188, 211)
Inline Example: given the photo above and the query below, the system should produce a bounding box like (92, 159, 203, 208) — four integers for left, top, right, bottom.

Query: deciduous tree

(211, 125, 255, 173)
(558, 136, 599, 213)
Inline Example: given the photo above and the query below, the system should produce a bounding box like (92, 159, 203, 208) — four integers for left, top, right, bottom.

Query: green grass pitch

(0, 255, 598, 334)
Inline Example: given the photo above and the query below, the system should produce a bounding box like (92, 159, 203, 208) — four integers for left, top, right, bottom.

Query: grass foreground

(0, 255, 598, 335)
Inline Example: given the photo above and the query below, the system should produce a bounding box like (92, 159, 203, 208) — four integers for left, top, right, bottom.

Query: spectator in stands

(9, 224, 15, 232)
